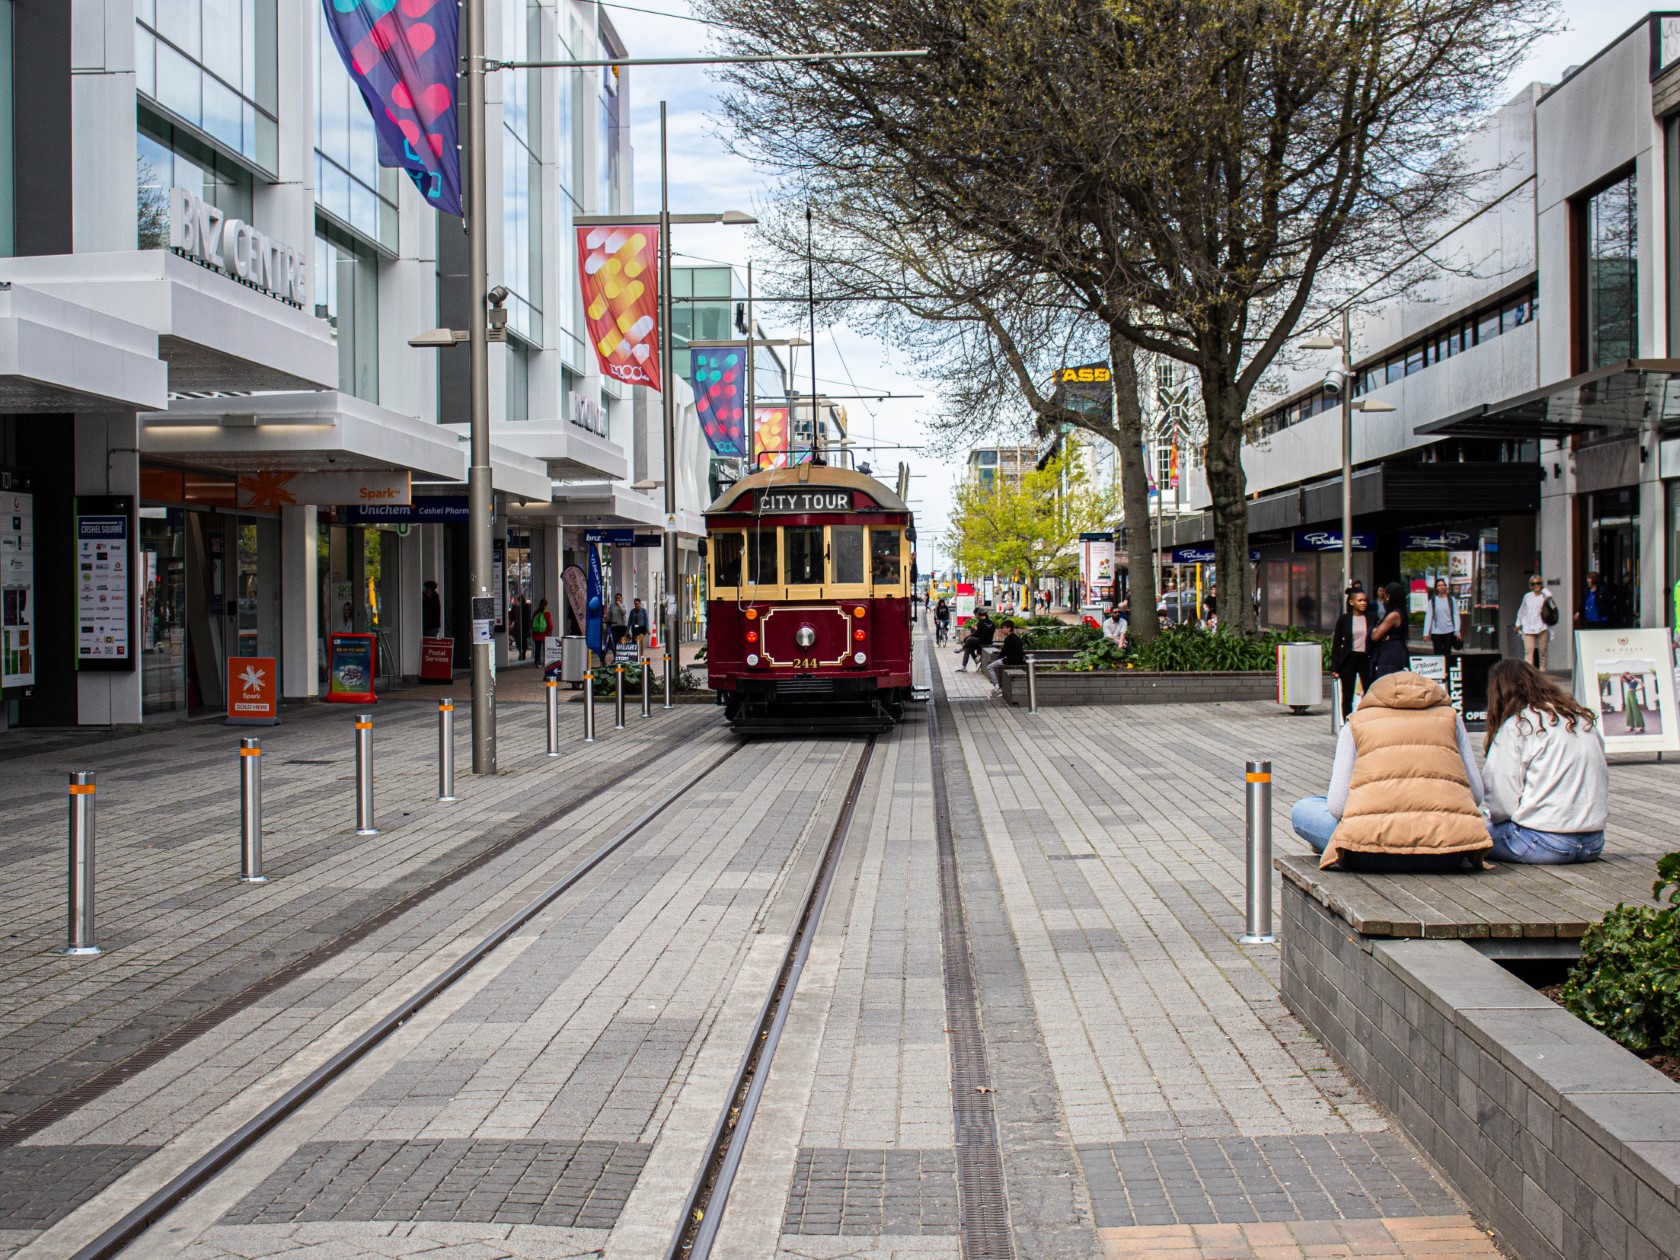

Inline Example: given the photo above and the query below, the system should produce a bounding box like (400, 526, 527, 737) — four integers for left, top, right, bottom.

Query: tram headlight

(747, 653, 760, 667)
(854, 652, 867, 665)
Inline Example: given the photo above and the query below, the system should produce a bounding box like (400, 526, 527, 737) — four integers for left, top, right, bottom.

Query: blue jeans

(1290, 795, 1468, 873)
(1487, 820, 1604, 864)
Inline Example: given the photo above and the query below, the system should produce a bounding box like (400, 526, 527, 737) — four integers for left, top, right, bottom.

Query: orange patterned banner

(753, 405, 789, 468)
(577, 226, 662, 392)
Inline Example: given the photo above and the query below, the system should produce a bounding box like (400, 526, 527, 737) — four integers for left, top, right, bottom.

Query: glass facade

(136, 0, 279, 172)
(314, 4, 398, 252)
(315, 233, 380, 402)
(1582, 171, 1638, 367)
(137, 121, 253, 250)
(502, 0, 542, 343)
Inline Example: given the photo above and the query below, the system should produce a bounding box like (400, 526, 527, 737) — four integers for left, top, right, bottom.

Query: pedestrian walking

(515, 593, 532, 660)
(1289, 671, 1489, 873)
(1422, 578, 1459, 657)
(607, 593, 629, 656)
(1480, 660, 1608, 865)
(1368, 582, 1411, 681)
(530, 598, 552, 667)
(1575, 571, 1613, 633)
(422, 580, 442, 639)
(628, 597, 649, 656)
(1515, 575, 1557, 670)
(1330, 589, 1378, 719)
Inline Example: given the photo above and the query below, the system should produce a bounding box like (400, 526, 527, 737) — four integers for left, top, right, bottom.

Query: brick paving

(9, 628, 1641, 1256)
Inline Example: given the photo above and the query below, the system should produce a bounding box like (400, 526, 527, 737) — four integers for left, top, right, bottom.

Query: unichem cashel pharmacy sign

(169, 188, 307, 308)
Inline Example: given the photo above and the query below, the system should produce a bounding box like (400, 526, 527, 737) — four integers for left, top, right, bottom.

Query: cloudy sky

(611, 0, 1651, 571)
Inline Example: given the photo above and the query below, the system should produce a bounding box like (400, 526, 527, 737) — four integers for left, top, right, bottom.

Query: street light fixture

(575, 108, 757, 671)
(1301, 316, 1397, 599)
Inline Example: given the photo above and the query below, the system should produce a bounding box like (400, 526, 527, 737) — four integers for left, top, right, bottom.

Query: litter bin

(562, 636, 587, 688)
(1276, 642, 1324, 714)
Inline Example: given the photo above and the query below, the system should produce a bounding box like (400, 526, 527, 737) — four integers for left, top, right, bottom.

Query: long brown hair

(1484, 658, 1597, 752)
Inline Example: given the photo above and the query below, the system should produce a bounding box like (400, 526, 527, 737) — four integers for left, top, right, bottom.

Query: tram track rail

(70, 740, 746, 1260)
(666, 734, 877, 1259)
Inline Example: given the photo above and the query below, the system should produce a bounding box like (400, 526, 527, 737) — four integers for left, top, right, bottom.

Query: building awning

(1417, 359, 1680, 440)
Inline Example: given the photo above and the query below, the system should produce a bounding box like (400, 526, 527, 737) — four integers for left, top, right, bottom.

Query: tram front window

(747, 528, 779, 584)
(712, 532, 743, 587)
(871, 529, 902, 586)
(785, 526, 824, 584)
(831, 525, 864, 584)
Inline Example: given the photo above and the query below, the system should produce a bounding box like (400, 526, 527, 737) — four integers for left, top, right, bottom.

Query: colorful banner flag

(753, 405, 790, 468)
(578, 226, 662, 391)
(319, 0, 462, 217)
(691, 348, 747, 457)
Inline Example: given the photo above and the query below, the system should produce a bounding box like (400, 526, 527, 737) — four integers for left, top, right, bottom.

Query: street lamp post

(464, 0, 496, 774)
(1303, 317, 1394, 598)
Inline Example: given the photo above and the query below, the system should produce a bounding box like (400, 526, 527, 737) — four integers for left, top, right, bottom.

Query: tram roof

(705, 464, 910, 515)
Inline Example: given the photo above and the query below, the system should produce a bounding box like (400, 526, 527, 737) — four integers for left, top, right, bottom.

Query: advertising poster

(1573, 628, 1680, 754)
(1, 486, 33, 689)
(955, 582, 976, 628)
(76, 498, 133, 671)
(329, 581, 356, 632)
(326, 633, 378, 703)
(586, 546, 604, 655)
(562, 564, 588, 636)
(578, 225, 662, 390)
(1081, 535, 1116, 604)
(225, 656, 279, 725)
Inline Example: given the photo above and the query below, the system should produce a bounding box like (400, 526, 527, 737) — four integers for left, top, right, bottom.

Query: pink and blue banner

(321, 0, 462, 217)
(691, 348, 747, 457)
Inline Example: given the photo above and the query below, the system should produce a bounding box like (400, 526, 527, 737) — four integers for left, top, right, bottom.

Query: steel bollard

(1330, 677, 1344, 736)
(545, 678, 561, 757)
(583, 671, 596, 743)
(1240, 759, 1275, 944)
(437, 697, 457, 802)
(640, 656, 652, 718)
(239, 738, 267, 883)
(354, 714, 378, 836)
(63, 773, 100, 956)
(614, 665, 627, 729)
(662, 652, 674, 709)
(1025, 654, 1039, 713)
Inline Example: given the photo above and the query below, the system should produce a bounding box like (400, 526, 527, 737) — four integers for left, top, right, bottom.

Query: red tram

(704, 465, 915, 734)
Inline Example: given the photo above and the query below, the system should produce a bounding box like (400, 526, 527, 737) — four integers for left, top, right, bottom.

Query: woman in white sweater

(1480, 659, 1609, 863)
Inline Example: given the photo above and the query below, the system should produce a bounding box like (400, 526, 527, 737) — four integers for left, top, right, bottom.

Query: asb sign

(169, 188, 308, 306)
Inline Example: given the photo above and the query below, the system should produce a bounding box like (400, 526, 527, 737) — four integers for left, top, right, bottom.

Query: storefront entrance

(1588, 488, 1639, 627)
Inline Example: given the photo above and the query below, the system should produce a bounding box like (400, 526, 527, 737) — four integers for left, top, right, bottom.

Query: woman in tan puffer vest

(1291, 671, 1491, 872)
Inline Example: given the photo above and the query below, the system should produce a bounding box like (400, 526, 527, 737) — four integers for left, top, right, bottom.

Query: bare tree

(702, 0, 1552, 630)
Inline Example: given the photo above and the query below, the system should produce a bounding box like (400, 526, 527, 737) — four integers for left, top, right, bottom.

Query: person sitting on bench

(1291, 671, 1491, 872)
(1480, 659, 1608, 864)
(985, 620, 1026, 696)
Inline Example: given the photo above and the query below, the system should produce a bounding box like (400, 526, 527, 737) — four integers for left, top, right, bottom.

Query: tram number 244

(790, 658, 820, 669)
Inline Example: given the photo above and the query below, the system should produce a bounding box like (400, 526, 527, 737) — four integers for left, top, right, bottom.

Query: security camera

(487, 285, 510, 307)
(1322, 368, 1343, 394)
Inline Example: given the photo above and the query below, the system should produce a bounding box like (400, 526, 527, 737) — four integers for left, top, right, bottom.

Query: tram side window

(870, 529, 902, 586)
(747, 528, 778, 584)
(785, 525, 824, 584)
(712, 532, 743, 587)
(831, 525, 864, 584)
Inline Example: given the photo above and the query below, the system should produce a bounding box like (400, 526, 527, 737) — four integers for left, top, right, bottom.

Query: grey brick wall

(1280, 884, 1680, 1260)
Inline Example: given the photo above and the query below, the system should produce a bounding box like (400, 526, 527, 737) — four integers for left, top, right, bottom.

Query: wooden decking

(1275, 851, 1667, 940)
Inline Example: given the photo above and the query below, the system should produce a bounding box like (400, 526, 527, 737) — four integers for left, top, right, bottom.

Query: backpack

(1541, 595, 1558, 627)
(531, 611, 550, 636)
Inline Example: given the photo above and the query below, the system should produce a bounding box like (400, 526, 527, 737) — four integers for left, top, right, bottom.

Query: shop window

(711, 532, 743, 587)
(315, 231, 379, 403)
(136, 0, 278, 172)
(1580, 169, 1639, 367)
(502, 0, 543, 342)
(137, 121, 253, 250)
(506, 341, 530, 422)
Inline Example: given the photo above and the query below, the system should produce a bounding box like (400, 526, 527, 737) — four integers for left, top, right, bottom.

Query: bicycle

(934, 619, 949, 646)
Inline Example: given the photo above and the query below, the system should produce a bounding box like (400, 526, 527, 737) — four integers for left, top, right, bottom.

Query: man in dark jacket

(422, 581, 443, 639)
(959, 610, 995, 671)
(628, 597, 650, 655)
(986, 620, 1027, 695)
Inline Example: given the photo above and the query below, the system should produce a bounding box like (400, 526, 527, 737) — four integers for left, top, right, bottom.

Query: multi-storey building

(0, 1, 709, 729)
(966, 445, 1035, 492)
(1161, 12, 1680, 667)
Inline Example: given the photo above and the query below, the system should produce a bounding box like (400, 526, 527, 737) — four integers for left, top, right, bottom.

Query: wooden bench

(1276, 850, 1666, 940)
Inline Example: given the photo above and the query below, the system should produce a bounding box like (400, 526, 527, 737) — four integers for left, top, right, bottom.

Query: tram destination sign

(753, 488, 860, 513)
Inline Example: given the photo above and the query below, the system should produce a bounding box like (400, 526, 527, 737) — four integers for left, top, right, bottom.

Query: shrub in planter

(1058, 638, 1127, 671)
(1562, 852, 1680, 1057)
(1019, 624, 1103, 652)
(1124, 625, 1330, 673)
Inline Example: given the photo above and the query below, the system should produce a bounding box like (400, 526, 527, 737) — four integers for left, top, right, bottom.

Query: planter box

(1282, 883, 1680, 1260)
(996, 666, 1327, 706)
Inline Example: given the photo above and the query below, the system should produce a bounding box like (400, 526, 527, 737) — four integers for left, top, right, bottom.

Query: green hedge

(1561, 853, 1680, 1057)
(1018, 624, 1104, 651)
(1046, 625, 1330, 673)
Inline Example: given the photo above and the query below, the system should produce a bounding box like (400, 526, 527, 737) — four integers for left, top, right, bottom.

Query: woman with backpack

(1514, 575, 1557, 671)
(530, 598, 552, 667)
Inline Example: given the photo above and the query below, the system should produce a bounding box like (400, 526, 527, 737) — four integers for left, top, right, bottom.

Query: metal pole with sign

(1340, 308, 1353, 600)
(465, 0, 496, 774)
(659, 104, 681, 675)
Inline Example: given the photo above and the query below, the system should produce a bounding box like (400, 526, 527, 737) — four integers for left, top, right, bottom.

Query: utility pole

(1340, 307, 1353, 599)
(465, 0, 495, 773)
(659, 104, 680, 665)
